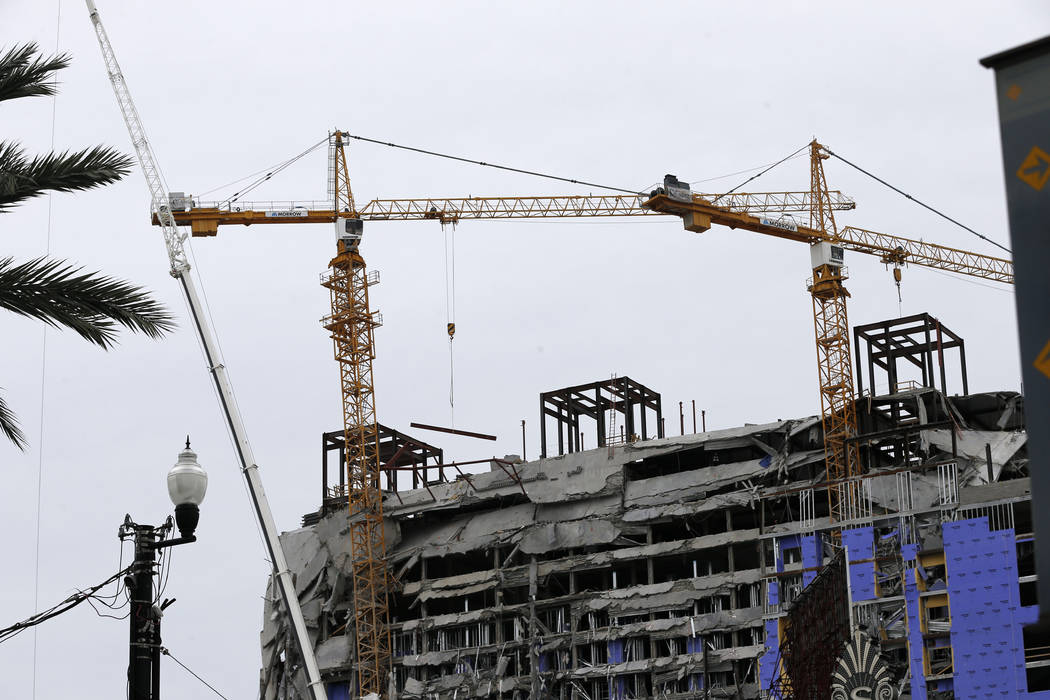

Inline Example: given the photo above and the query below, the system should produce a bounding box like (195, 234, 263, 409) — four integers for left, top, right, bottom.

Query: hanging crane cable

(443, 222, 457, 426)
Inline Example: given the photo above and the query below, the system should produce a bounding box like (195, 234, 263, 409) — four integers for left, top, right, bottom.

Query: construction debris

(260, 316, 1037, 698)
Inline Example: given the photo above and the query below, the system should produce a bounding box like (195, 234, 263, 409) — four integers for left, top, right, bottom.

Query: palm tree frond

(0, 257, 176, 348)
(0, 390, 27, 451)
(0, 43, 71, 104)
(0, 142, 133, 211)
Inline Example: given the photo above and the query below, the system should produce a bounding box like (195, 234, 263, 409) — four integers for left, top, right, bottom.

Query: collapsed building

(259, 313, 1042, 699)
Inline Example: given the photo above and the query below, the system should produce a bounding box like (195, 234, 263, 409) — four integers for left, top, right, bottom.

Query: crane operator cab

(336, 217, 364, 253)
(810, 241, 845, 269)
(650, 174, 693, 203)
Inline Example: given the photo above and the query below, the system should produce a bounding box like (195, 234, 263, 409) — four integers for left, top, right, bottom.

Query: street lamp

(167, 437, 208, 541)
(121, 438, 208, 700)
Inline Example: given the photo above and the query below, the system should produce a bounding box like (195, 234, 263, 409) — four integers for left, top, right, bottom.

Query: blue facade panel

(945, 518, 1035, 698)
(843, 527, 877, 601)
(326, 683, 351, 700)
(904, 565, 929, 700)
(607, 639, 626, 699)
(686, 636, 704, 691)
(759, 619, 780, 691)
(801, 533, 822, 586)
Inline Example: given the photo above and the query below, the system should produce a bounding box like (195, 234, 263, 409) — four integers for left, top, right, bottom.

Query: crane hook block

(893, 267, 902, 284)
(447, 323, 456, 339)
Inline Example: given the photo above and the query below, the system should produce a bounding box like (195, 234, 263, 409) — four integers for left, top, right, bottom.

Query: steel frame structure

(321, 425, 445, 508)
(773, 552, 851, 699)
(539, 376, 663, 458)
(853, 312, 969, 398)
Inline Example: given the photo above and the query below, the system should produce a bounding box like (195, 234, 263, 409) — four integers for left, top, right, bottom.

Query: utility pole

(127, 522, 160, 699)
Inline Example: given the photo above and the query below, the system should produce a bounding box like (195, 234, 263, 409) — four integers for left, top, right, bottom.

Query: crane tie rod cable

(823, 148, 1012, 256)
(219, 135, 329, 206)
(709, 142, 811, 206)
(339, 132, 644, 195)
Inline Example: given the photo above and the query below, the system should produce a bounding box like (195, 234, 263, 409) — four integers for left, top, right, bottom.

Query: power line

(823, 147, 1012, 255)
(85, 596, 130, 621)
(161, 647, 229, 699)
(340, 132, 643, 195)
(34, 5, 63, 696)
(0, 566, 131, 644)
(156, 531, 175, 601)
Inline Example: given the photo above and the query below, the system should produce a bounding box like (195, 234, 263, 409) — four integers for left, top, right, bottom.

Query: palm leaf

(0, 389, 27, 451)
(0, 43, 71, 103)
(0, 257, 176, 348)
(0, 141, 133, 211)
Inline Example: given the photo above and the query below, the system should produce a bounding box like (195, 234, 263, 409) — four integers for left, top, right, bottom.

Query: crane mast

(83, 3, 327, 698)
(321, 132, 391, 696)
(807, 141, 862, 524)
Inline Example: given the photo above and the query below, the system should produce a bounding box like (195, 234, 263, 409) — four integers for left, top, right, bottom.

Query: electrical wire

(0, 566, 131, 645)
(85, 596, 130, 621)
(33, 5, 63, 697)
(89, 539, 130, 610)
(823, 147, 1012, 255)
(340, 132, 644, 195)
(160, 647, 229, 699)
(709, 142, 811, 206)
(157, 531, 175, 602)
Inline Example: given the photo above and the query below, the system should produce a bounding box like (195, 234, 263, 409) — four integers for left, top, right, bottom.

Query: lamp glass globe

(168, 442, 208, 507)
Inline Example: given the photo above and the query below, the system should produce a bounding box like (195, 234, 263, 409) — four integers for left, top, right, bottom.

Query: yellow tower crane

(321, 132, 391, 695)
(158, 134, 1013, 697)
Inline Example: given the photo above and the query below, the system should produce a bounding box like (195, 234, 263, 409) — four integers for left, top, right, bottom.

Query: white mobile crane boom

(83, 3, 327, 698)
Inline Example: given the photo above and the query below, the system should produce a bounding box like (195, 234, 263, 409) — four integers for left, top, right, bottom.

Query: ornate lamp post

(122, 438, 208, 700)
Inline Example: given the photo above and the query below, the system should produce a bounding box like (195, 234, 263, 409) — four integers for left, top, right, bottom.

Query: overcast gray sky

(2, 1, 1048, 697)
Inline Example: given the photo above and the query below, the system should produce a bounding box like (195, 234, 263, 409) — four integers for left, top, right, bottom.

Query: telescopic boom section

(83, 2, 327, 698)
(320, 132, 392, 697)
